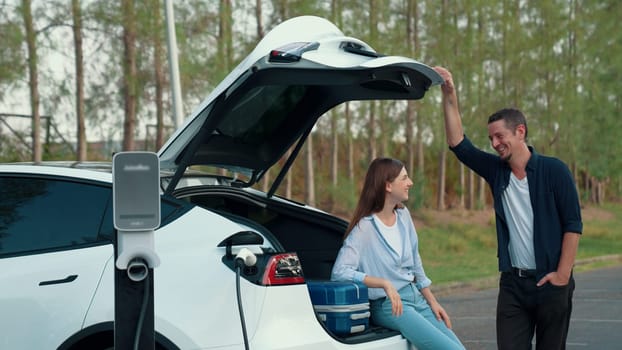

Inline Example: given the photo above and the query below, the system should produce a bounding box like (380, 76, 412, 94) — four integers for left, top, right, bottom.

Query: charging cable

(127, 258, 150, 350)
(235, 248, 257, 350)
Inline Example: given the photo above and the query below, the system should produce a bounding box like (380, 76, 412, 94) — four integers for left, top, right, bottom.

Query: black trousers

(496, 271, 575, 350)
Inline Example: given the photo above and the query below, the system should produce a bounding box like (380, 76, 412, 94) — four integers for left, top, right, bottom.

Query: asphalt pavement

(438, 265, 622, 350)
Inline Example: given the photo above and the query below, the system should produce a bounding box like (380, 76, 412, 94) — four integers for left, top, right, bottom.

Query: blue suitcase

(306, 281, 370, 335)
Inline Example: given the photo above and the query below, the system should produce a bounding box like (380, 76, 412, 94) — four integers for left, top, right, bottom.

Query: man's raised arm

(434, 67, 464, 148)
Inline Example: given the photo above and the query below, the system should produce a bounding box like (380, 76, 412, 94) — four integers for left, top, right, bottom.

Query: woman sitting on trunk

(331, 157, 464, 350)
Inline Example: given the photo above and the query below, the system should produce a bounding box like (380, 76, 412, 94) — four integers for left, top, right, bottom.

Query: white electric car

(0, 16, 442, 350)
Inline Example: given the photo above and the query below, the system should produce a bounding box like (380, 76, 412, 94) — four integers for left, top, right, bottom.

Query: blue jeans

(370, 283, 464, 350)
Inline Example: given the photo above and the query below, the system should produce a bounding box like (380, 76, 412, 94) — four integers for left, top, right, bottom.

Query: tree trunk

(330, 0, 340, 188)
(345, 102, 354, 181)
(588, 176, 607, 205)
(572, 163, 582, 208)
(458, 162, 465, 209)
(478, 176, 486, 209)
(331, 0, 341, 26)
(437, 148, 446, 210)
(331, 110, 338, 186)
(405, 0, 417, 175)
(305, 133, 315, 207)
(276, 0, 287, 21)
(405, 101, 415, 174)
(467, 168, 475, 209)
(219, 0, 233, 73)
(255, 0, 264, 39)
(367, 0, 377, 162)
(262, 171, 271, 192)
(411, 0, 426, 207)
(368, 101, 377, 162)
(415, 112, 425, 202)
(379, 102, 388, 157)
(72, 0, 86, 161)
(22, 0, 41, 162)
(121, 0, 137, 151)
(285, 149, 292, 198)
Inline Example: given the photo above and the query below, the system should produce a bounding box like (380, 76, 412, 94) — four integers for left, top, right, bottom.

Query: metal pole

(164, 0, 184, 128)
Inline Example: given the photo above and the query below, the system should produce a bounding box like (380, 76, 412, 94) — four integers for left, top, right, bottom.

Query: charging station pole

(113, 152, 161, 350)
(113, 256, 155, 349)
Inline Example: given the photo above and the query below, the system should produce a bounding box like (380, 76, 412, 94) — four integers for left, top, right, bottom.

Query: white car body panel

(0, 245, 112, 349)
(0, 163, 112, 182)
(252, 285, 409, 350)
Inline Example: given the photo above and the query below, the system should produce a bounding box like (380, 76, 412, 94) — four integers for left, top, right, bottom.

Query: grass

(415, 202, 622, 288)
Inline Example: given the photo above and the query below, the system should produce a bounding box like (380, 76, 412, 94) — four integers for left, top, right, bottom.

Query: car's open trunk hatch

(172, 186, 402, 343)
(161, 59, 439, 196)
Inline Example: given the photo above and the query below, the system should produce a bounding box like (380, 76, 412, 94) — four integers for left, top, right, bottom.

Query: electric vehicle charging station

(113, 152, 161, 350)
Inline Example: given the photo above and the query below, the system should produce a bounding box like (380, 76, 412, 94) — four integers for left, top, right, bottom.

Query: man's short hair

(488, 108, 528, 140)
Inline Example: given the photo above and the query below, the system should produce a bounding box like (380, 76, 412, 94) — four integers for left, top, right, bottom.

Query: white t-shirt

(502, 173, 536, 270)
(373, 213, 402, 257)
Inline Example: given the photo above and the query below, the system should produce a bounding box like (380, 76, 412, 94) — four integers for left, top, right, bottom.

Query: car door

(0, 174, 114, 350)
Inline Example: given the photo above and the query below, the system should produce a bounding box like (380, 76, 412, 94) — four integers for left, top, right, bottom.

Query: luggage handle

(313, 303, 369, 312)
(350, 325, 366, 333)
(350, 311, 371, 320)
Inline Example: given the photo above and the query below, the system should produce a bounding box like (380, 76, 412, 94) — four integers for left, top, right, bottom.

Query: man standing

(433, 66, 582, 350)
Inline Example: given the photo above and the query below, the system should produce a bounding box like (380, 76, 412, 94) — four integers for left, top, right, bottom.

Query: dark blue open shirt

(450, 136, 583, 280)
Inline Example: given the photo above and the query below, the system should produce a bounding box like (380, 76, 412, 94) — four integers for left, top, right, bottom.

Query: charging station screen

(113, 152, 161, 231)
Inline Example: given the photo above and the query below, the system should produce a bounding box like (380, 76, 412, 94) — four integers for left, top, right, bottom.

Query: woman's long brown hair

(344, 158, 405, 239)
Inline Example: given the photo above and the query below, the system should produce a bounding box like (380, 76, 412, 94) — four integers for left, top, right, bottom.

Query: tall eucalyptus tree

(0, 2, 25, 99)
(330, 0, 341, 189)
(21, 0, 42, 162)
(72, 0, 87, 160)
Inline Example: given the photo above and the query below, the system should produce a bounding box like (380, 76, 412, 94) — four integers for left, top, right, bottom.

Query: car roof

(158, 15, 442, 194)
(0, 162, 113, 183)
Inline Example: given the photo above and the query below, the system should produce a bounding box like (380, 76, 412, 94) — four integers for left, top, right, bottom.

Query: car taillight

(261, 253, 305, 285)
(268, 42, 319, 63)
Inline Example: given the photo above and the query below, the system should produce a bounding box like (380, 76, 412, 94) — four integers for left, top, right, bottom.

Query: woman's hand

(383, 280, 403, 316)
(421, 287, 453, 329)
(363, 276, 403, 316)
(430, 301, 453, 329)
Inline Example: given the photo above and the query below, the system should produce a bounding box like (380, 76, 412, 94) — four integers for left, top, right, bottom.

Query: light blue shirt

(331, 207, 432, 300)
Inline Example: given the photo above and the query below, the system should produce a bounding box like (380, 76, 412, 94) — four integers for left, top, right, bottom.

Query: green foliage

(1, 0, 621, 204)
(0, 135, 29, 162)
(0, 19, 25, 90)
(576, 202, 622, 259)
(409, 170, 428, 210)
(324, 177, 359, 219)
(419, 222, 498, 284)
